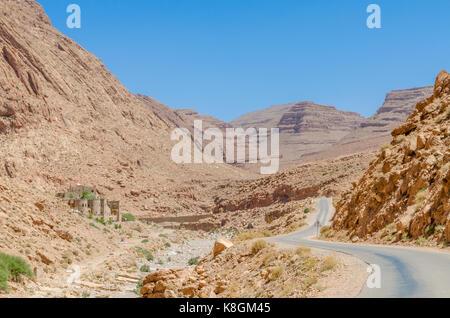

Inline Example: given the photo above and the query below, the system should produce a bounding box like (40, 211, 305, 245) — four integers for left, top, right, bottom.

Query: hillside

(0, 0, 249, 295)
(231, 101, 365, 169)
(302, 86, 434, 162)
(332, 71, 449, 245)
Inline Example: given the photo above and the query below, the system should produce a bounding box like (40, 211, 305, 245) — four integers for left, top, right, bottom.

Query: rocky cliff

(231, 101, 365, 169)
(332, 71, 450, 244)
(302, 86, 434, 162)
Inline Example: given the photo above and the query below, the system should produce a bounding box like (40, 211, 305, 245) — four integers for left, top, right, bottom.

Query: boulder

(213, 238, 234, 257)
(182, 286, 196, 297)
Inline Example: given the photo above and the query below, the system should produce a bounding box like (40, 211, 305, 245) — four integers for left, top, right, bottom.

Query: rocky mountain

(137, 94, 232, 154)
(0, 0, 248, 291)
(332, 71, 449, 244)
(231, 101, 365, 169)
(302, 86, 434, 162)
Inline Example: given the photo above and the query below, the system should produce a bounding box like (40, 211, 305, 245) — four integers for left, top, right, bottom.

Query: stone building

(61, 185, 121, 222)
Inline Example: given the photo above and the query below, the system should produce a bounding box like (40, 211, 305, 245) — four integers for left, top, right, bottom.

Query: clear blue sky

(37, 0, 450, 121)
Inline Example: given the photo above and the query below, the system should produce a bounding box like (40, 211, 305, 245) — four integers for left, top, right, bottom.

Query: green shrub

(164, 242, 171, 248)
(141, 239, 149, 243)
(122, 213, 135, 222)
(0, 253, 33, 290)
(95, 217, 106, 226)
(89, 222, 99, 229)
(304, 208, 310, 213)
(136, 247, 154, 261)
(0, 263, 9, 290)
(188, 257, 199, 266)
(134, 279, 143, 296)
(415, 236, 428, 246)
(140, 265, 150, 272)
(81, 190, 95, 200)
(158, 233, 168, 239)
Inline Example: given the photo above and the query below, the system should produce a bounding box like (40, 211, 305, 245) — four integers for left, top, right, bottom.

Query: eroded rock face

(302, 86, 434, 162)
(231, 101, 365, 169)
(333, 71, 450, 243)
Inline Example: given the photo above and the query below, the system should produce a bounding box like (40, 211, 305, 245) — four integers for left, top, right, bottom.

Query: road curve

(268, 198, 450, 298)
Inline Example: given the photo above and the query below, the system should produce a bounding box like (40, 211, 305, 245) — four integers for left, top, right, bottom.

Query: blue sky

(37, 0, 450, 121)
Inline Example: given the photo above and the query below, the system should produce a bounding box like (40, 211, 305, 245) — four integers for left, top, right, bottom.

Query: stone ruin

(57, 185, 121, 222)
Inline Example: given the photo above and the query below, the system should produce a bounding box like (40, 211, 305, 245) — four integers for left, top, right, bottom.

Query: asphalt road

(269, 198, 450, 298)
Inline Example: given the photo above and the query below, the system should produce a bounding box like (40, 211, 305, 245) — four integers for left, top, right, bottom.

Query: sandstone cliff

(231, 101, 365, 169)
(302, 86, 433, 162)
(332, 71, 449, 244)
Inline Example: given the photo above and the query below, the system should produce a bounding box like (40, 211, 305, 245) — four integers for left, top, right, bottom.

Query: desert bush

(141, 239, 149, 243)
(81, 190, 95, 200)
(300, 258, 317, 272)
(304, 208, 310, 213)
(0, 253, 33, 290)
(95, 217, 106, 226)
(295, 246, 311, 258)
(237, 230, 273, 241)
(414, 189, 428, 211)
(251, 240, 267, 255)
(136, 247, 153, 261)
(269, 266, 284, 281)
(320, 255, 338, 272)
(140, 265, 150, 272)
(303, 275, 318, 287)
(134, 279, 143, 296)
(415, 236, 428, 246)
(188, 257, 199, 266)
(320, 225, 331, 238)
(122, 213, 135, 222)
(89, 222, 99, 229)
(262, 251, 276, 267)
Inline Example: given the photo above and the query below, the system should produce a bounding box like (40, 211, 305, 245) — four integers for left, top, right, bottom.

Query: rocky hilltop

(332, 71, 449, 244)
(303, 86, 433, 162)
(231, 101, 365, 169)
(137, 94, 232, 154)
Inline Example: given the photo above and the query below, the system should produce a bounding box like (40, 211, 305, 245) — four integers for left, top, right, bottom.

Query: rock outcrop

(302, 86, 434, 162)
(212, 238, 233, 257)
(231, 101, 365, 169)
(333, 71, 450, 243)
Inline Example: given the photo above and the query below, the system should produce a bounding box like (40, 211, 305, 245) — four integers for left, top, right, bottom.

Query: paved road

(269, 198, 450, 298)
